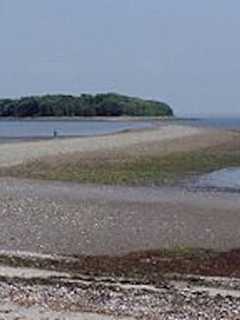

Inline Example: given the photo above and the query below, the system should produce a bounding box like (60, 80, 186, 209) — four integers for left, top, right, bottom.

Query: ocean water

(195, 168, 240, 191)
(1, 117, 240, 138)
(181, 117, 240, 130)
(0, 120, 152, 138)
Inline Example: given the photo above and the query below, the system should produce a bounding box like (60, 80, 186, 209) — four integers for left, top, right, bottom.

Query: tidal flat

(0, 124, 239, 186)
(0, 124, 240, 318)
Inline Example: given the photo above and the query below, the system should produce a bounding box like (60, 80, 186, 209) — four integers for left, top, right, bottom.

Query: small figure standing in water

(53, 129, 58, 138)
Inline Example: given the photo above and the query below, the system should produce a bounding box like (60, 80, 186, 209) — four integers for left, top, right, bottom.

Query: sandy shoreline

(0, 125, 205, 167)
(0, 177, 240, 256)
(1, 125, 240, 318)
(0, 124, 239, 255)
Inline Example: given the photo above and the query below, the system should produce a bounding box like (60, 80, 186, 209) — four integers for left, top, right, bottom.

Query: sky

(0, 0, 240, 116)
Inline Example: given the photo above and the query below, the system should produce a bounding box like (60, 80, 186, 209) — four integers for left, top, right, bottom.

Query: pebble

(0, 277, 239, 319)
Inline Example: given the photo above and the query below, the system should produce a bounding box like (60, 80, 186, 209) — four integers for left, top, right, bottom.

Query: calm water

(1, 117, 240, 138)
(195, 168, 240, 191)
(0, 120, 153, 138)
(181, 117, 240, 130)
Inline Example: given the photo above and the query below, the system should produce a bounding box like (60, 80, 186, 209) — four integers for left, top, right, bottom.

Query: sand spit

(0, 125, 204, 167)
(1, 125, 240, 319)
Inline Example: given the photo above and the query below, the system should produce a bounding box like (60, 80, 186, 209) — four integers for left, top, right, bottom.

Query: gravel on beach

(0, 271, 240, 320)
(0, 178, 239, 318)
(0, 177, 240, 256)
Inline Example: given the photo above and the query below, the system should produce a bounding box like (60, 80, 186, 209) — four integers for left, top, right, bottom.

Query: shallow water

(0, 120, 153, 138)
(177, 117, 240, 130)
(196, 168, 240, 190)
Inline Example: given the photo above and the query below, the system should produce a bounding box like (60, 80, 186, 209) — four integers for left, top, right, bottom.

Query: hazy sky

(0, 0, 240, 116)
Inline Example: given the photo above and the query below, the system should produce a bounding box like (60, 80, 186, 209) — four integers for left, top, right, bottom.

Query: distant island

(0, 93, 173, 117)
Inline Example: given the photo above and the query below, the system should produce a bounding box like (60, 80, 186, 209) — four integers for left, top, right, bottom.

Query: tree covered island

(0, 93, 173, 117)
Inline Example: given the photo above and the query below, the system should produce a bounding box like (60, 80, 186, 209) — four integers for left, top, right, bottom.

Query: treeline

(0, 93, 173, 117)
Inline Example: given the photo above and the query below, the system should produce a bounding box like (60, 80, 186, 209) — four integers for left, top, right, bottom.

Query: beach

(0, 124, 240, 319)
(0, 125, 204, 166)
(0, 177, 240, 256)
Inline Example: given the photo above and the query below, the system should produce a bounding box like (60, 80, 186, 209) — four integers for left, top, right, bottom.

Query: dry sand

(0, 125, 205, 167)
(0, 124, 238, 169)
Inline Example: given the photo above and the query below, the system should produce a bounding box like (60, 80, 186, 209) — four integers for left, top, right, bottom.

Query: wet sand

(0, 125, 239, 256)
(0, 177, 240, 256)
(1, 125, 240, 319)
